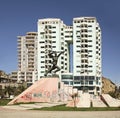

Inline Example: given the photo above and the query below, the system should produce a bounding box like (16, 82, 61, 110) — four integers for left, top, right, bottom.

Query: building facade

(17, 32, 38, 86)
(73, 17, 102, 95)
(37, 18, 71, 79)
(11, 17, 102, 94)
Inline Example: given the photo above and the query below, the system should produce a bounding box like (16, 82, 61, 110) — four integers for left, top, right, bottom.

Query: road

(0, 107, 120, 118)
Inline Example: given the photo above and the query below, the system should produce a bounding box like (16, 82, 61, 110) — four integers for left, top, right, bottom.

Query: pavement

(0, 107, 120, 118)
(0, 104, 120, 118)
(0, 103, 120, 118)
(1, 102, 65, 110)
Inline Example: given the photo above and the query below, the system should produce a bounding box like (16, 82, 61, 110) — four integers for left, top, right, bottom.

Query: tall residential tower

(17, 32, 38, 86)
(13, 17, 102, 94)
(37, 18, 71, 79)
(73, 17, 102, 95)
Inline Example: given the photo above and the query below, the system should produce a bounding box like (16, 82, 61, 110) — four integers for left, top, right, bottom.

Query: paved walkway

(0, 105, 120, 118)
(0, 108, 120, 118)
(1, 102, 65, 110)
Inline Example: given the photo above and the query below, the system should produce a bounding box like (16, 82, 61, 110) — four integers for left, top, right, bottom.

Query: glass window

(89, 81, 93, 85)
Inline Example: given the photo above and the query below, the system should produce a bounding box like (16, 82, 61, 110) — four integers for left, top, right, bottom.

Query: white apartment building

(11, 17, 102, 94)
(37, 18, 71, 79)
(73, 17, 102, 95)
(17, 32, 38, 86)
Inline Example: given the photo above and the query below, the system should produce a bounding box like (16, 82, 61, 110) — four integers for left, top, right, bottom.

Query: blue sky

(0, 0, 120, 83)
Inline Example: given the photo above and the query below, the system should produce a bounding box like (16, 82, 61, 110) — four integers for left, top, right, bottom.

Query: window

(41, 56, 44, 58)
(88, 25, 92, 27)
(52, 26, 56, 28)
(76, 40, 80, 42)
(88, 40, 92, 42)
(88, 45, 92, 47)
(52, 31, 56, 33)
(96, 51, 99, 54)
(77, 45, 80, 47)
(41, 66, 44, 68)
(88, 35, 92, 37)
(89, 87, 94, 90)
(88, 30, 92, 32)
(41, 71, 44, 73)
(89, 81, 93, 85)
(41, 61, 44, 63)
(77, 50, 80, 53)
(89, 50, 92, 52)
(74, 82, 80, 84)
(40, 32, 44, 34)
(88, 65, 92, 67)
(74, 21, 76, 23)
(52, 46, 56, 48)
(61, 33, 64, 35)
(88, 70, 93, 72)
(61, 47, 64, 50)
(41, 51, 44, 53)
(41, 46, 44, 48)
(52, 36, 56, 38)
(52, 41, 56, 43)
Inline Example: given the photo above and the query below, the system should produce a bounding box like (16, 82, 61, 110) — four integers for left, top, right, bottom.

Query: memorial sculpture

(44, 50, 65, 76)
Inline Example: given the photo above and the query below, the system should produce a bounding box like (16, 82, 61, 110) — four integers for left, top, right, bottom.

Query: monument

(8, 50, 73, 105)
(44, 50, 65, 77)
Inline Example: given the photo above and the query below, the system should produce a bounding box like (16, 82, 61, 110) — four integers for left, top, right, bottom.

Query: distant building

(13, 32, 38, 86)
(0, 70, 17, 89)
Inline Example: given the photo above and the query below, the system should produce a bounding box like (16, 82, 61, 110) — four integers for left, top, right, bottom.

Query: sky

(0, 0, 120, 84)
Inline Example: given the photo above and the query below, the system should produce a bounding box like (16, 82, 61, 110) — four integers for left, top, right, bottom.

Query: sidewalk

(0, 109, 120, 118)
(1, 102, 65, 110)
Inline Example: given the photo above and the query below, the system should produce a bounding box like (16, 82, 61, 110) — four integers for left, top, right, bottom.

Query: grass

(0, 99, 11, 106)
(32, 104, 120, 111)
(0, 99, 120, 111)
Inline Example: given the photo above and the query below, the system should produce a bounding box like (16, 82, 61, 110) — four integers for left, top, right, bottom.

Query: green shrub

(0, 99, 11, 106)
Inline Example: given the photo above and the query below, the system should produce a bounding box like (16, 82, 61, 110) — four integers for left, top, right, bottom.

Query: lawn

(0, 99, 11, 106)
(32, 104, 120, 111)
(0, 100, 120, 111)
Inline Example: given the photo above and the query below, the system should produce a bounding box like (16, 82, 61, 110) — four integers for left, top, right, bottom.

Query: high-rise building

(37, 18, 71, 79)
(12, 17, 102, 94)
(73, 17, 102, 95)
(17, 32, 38, 86)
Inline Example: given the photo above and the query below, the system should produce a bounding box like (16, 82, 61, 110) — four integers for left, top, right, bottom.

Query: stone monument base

(8, 77, 60, 105)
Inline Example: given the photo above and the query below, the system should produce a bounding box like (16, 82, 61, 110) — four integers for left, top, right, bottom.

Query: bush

(0, 99, 11, 106)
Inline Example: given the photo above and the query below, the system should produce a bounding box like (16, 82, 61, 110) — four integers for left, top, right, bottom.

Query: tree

(0, 89, 5, 98)
(14, 85, 26, 96)
(4, 86, 14, 98)
(70, 93, 78, 107)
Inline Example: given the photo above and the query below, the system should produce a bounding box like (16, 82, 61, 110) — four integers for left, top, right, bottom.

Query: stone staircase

(91, 96, 107, 107)
(76, 93, 90, 108)
(101, 94, 120, 107)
